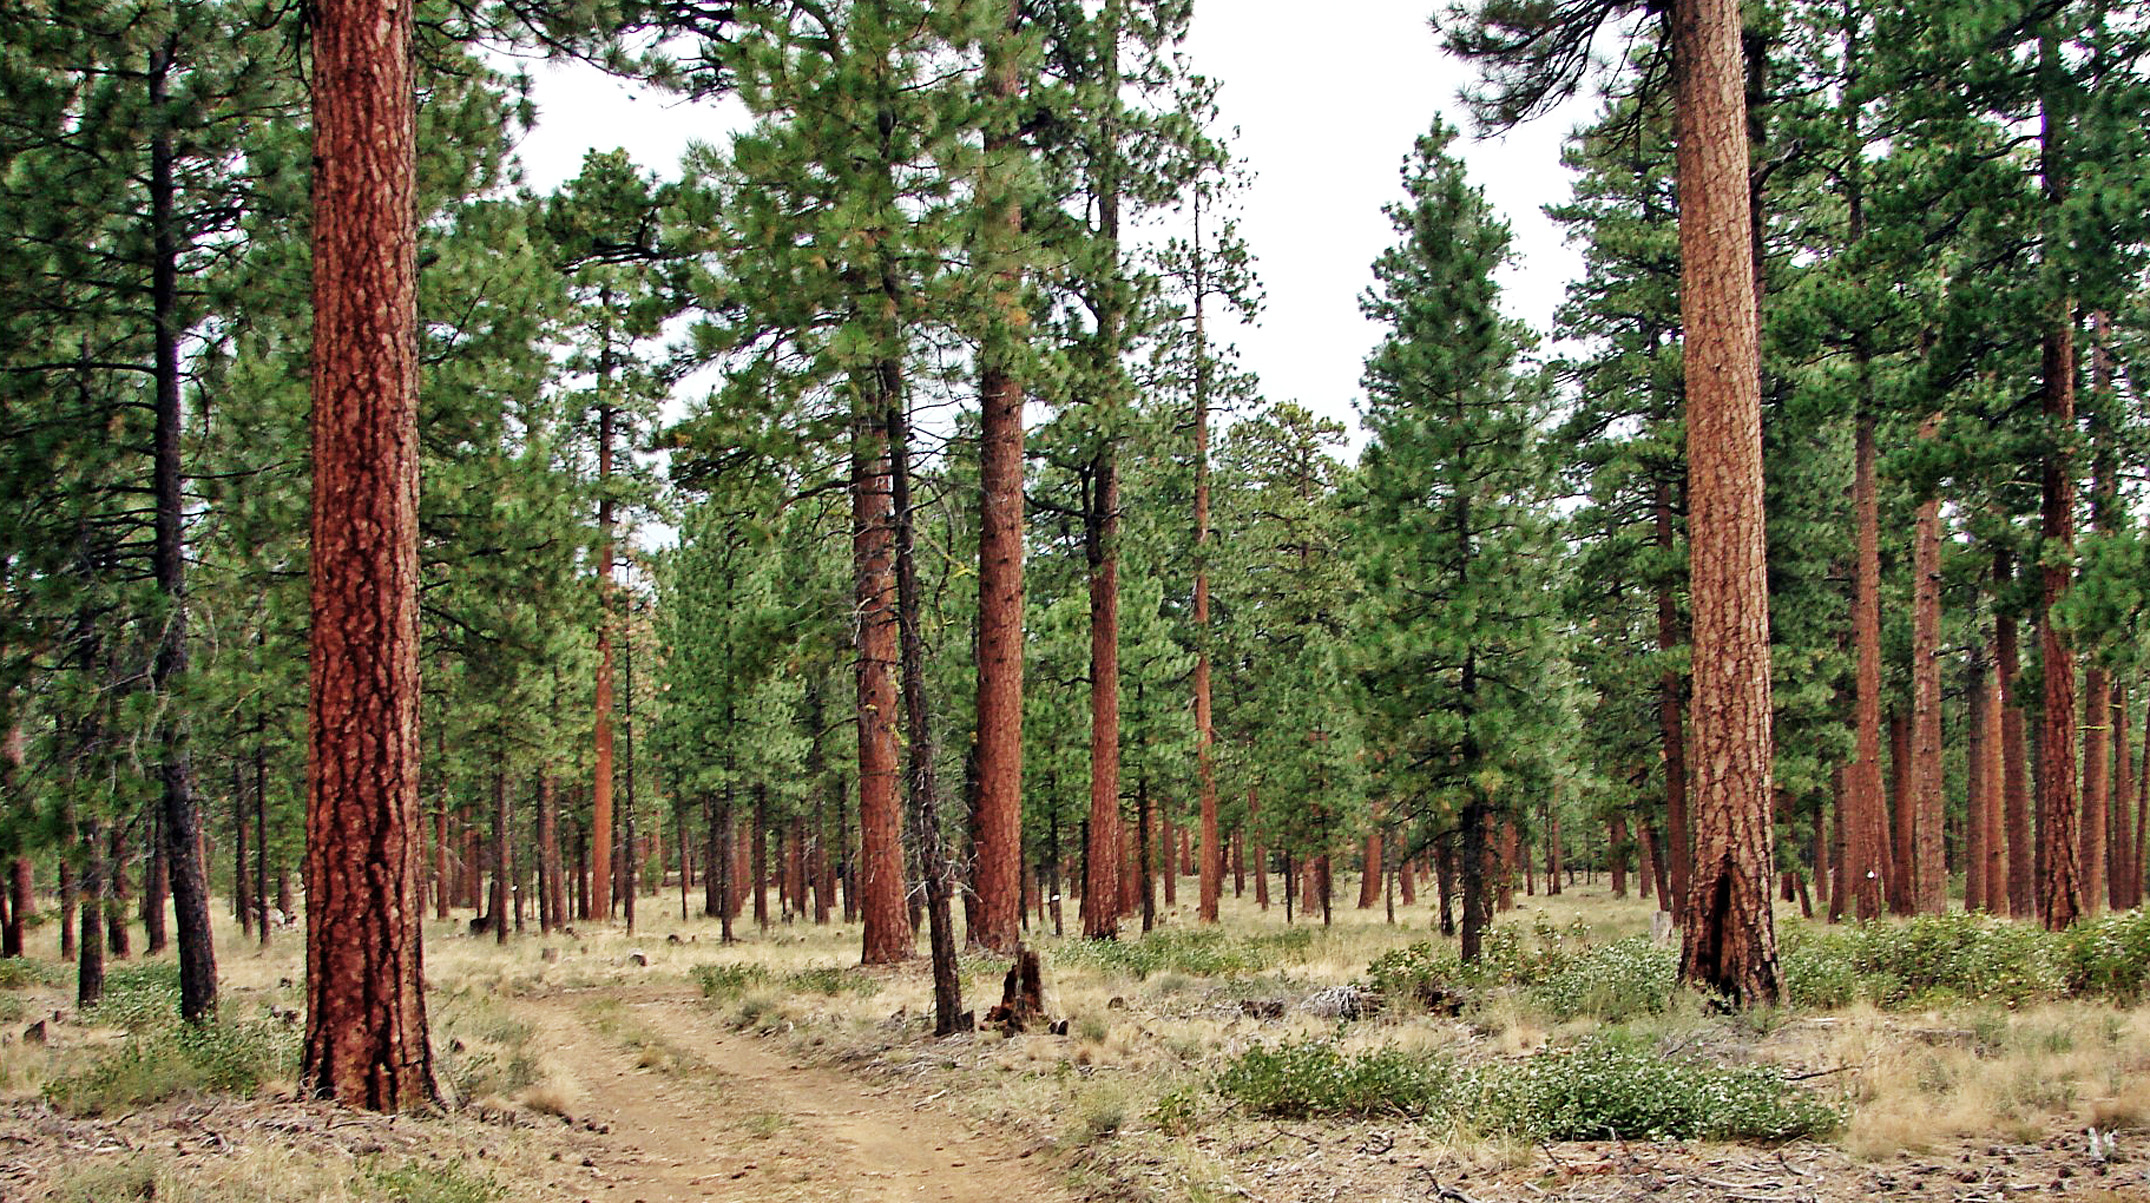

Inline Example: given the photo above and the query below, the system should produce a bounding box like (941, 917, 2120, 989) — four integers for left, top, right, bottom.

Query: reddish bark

(969, 0, 1026, 955)
(1672, 0, 1778, 1005)
(854, 388, 914, 964)
(304, 0, 434, 1106)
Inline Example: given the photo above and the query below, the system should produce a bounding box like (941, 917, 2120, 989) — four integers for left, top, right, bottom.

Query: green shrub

(690, 962, 768, 998)
(1531, 937, 1678, 1021)
(783, 965, 881, 996)
(0, 956, 59, 990)
(42, 1018, 297, 1116)
(1215, 1035, 1840, 1142)
(1053, 927, 1316, 982)
(1482, 1036, 1841, 1142)
(1779, 916, 2067, 1009)
(1216, 1040, 1459, 1119)
(1366, 941, 1463, 1009)
(2058, 910, 2150, 1002)
(85, 962, 186, 1032)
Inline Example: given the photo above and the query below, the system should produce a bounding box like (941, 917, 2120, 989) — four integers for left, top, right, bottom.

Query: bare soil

(523, 986, 1071, 1203)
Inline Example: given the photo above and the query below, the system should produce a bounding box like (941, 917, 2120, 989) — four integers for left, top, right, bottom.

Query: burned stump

(982, 949, 1046, 1034)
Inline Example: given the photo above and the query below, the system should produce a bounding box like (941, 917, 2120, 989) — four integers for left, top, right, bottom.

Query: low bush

(1531, 937, 1678, 1021)
(1216, 1039, 1458, 1119)
(1481, 1036, 1841, 1141)
(2058, 910, 2150, 1002)
(690, 962, 768, 998)
(1053, 926, 1317, 981)
(1779, 916, 2066, 1009)
(1216, 1034, 1841, 1142)
(0, 956, 58, 990)
(42, 1018, 297, 1116)
(783, 965, 881, 996)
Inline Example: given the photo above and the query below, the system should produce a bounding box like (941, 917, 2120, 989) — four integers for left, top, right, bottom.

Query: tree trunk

(77, 821, 105, 1008)
(1910, 437, 1947, 914)
(1193, 193, 1222, 929)
(2114, 684, 2137, 912)
(304, 0, 434, 1106)
(1654, 482, 1691, 922)
(1966, 645, 1991, 911)
(889, 385, 965, 1032)
(1672, 0, 1778, 1006)
(969, 0, 1026, 956)
(536, 770, 558, 934)
(1997, 554, 2033, 918)
(853, 351, 914, 962)
(1358, 818, 1382, 909)
(491, 761, 511, 945)
(1610, 815, 1629, 898)
(1460, 802, 1488, 961)
(147, 39, 217, 1023)
(1985, 656, 2008, 912)
(1083, 0, 1126, 943)
(1889, 706, 1912, 914)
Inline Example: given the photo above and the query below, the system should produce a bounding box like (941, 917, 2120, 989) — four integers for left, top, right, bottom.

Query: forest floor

(0, 883, 2146, 1201)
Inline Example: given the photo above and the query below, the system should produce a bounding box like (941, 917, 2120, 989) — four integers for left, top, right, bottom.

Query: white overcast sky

(508, 3, 1594, 442)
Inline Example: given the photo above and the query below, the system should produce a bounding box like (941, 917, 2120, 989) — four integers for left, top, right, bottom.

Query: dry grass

(3, 875, 2146, 1201)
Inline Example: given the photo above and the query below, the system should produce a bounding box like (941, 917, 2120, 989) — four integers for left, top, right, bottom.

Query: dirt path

(521, 989, 1070, 1203)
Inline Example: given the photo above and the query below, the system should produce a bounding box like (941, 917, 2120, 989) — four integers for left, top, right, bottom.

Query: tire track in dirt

(523, 989, 1068, 1203)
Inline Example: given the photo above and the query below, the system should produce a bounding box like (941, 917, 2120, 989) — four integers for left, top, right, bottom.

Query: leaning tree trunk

(303, 0, 434, 1108)
(1672, 0, 1777, 1007)
(148, 39, 217, 1022)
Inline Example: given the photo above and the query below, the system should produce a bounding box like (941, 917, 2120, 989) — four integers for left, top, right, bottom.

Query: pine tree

(303, 0, 433, 1109)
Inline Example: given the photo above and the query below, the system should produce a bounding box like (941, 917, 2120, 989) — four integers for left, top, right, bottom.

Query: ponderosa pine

(303, 0, 434, 1109)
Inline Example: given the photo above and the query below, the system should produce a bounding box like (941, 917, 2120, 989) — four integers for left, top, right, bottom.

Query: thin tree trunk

(1083, 0, 1126, 942)
(1911, 435, 1946, 913)
(1655, 482, 1692, 922)
(1610, 815, 1629, 898)
(1889, 706, 1912, 914)
(77, 821, 105, 1008)
(304, 0, 434, 1105)
(489, 759, 510, 944)
(1672, 0, 1778, 1005)
(1986, 657, 2008, 913)
(147, 38, 216, 1023)
(1997, 554, 2033, 918)
(888, 389, 963, 1030)
(1966, 646, 1991, 911)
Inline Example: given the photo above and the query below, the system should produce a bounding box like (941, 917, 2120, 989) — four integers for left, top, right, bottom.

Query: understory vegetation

(0, 889, 2145, 1200)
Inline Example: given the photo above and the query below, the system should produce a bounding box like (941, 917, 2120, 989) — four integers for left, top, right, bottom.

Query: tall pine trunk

(854, 369, 913, 963)
(969, 0, 1026, 954)
(1672, 0, 1777, 1006)
(304, 0, 433, 1106)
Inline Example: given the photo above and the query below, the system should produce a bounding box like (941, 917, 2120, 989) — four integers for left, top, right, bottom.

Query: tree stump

(983, 949, 1045, 1034)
